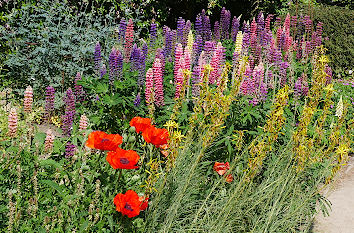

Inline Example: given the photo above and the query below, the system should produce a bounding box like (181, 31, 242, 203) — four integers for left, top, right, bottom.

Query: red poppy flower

(114, 190, 141, 218)
(106, 148, 140, 169)
(225, 174, 234, 183)
(142, 126, 169, 147)
(213, 162, 230, 176)
(86, 131, 123, 151)
(139, 195, 149, 211)
(130, 117, 152, 133)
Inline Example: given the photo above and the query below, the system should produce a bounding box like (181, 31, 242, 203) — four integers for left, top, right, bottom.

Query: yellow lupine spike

(186, 30, 194, 53)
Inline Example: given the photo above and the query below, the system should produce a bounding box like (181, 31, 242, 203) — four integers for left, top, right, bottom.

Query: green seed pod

(128, 135, 136, 143)
(129, 126, 136, 133)
(122, 133, 128, 142)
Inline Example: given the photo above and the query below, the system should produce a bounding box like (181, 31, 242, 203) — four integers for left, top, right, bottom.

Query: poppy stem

(117, 169, 123, 183)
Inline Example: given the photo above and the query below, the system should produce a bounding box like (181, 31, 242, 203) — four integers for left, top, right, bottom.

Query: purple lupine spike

(170, 30, 177, 58)
(134, 92, 141, 107)
(130, 43, 140, 71)
(278, 62, 289, 87)
(65, 141, 75, 158)
(220, 7, 231, 40)
(100, 64, 107, 78)
(294, 76, 303, 98)
(291, 15, 297, 32)
(74, 72, 85, 102)
(183, 20, 191, 47)
(118, 18, 127, 43)
(195, 15, 203, 37)
(45, 86, 55, 120)
(231, 16, 240, 42)
(214, 21, 221, 41)
(204, 16, 212, 41)
(115, 50, 123, 80)
(177, 17, 186, 43)
(316, 22, 323, 46)
(94, 42, 102, 75)
(242, 32, 250, 52)
(304, 15, 312, 37)
(256, 12, 265, 45)
(109, 48, 117, 83)
(62, 88, 76, 137)
(163, 27, 173, 58)
(242, 21, 250, 33)
(150, 22, 158, 48)
(204, 41, 214, 62)
(192, 64, 201, 98)
(193, 35, 204, 64)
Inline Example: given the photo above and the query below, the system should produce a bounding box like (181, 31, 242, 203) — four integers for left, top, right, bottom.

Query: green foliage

(289, 3, 354, 74)
(0, 0, 117, 95)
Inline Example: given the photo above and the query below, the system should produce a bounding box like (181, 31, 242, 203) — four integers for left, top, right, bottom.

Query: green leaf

(40, 180, 66, 198)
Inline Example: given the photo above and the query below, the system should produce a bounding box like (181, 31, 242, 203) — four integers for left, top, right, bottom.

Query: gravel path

(314, 157, 354, 233)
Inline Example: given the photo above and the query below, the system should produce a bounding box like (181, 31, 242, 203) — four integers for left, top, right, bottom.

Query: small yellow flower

(173, 130, 185, 143)
(164, 120, 178, 129)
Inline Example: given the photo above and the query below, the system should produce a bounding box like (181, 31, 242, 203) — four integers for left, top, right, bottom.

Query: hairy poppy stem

(117, 169, 123, 183)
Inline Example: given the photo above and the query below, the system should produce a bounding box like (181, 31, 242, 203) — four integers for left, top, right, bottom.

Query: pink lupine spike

(145, 68, 154, 104)
(175, 68, 184, 99)
(184, 49, 191, 72)
(250, 18, 257, 36)
(124, 19, 134, 62)
(44, 129, 55, 152)
(153, 58, 164, 107)
(174, 43, 183, 78)
(79, 114, 89, 132)
(8, 108, 18, 138)
(283, 13, 291, 36)
(23, 86, 33, 113)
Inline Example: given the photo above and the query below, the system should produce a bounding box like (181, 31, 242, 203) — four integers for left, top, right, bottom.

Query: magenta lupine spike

(192, 65, 201, 97)
(74, 72, 85, 102)
(214, 21, 221, 41)
(145, 68, 154, 104)
(304, 16, 312, 37)
(124, 19, 134, 62)
(265, 14, 273, 32)
(275, 16, 281, 28)
(94, 42, 102, 75)
(250, 33, 257, 55)
(65, 141, 75, 158)
(62, 88, 76, 137)
(255, 45, 262, 63)
(294, 76, 303, 98)
(325, 65, 333, 85)
(250, 18, 257, 36)
(283, 13, 291, 36)
(174, 43, 184, 78)
(153, 58, 164, 107)
(291, 15, 297, 32)
(284, 36, 292, 52)
(296, 38, 303, 60)
(305, 41, 312, 56)
(174, 68, 184, 99)
(240, 66, 252, 95)
(316, 22, 323, 46)
(45, 86, 55, 120)
(231, 16, 240, 42)
(23, 86, 33, 113)
(8, 108, 18, 138)
(198, 51, 206, 74)
(118, 18, 127, 43)
(184, 49, 191, 72)
(210, 43, 224, 85)
(276, 27, 282, 48)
